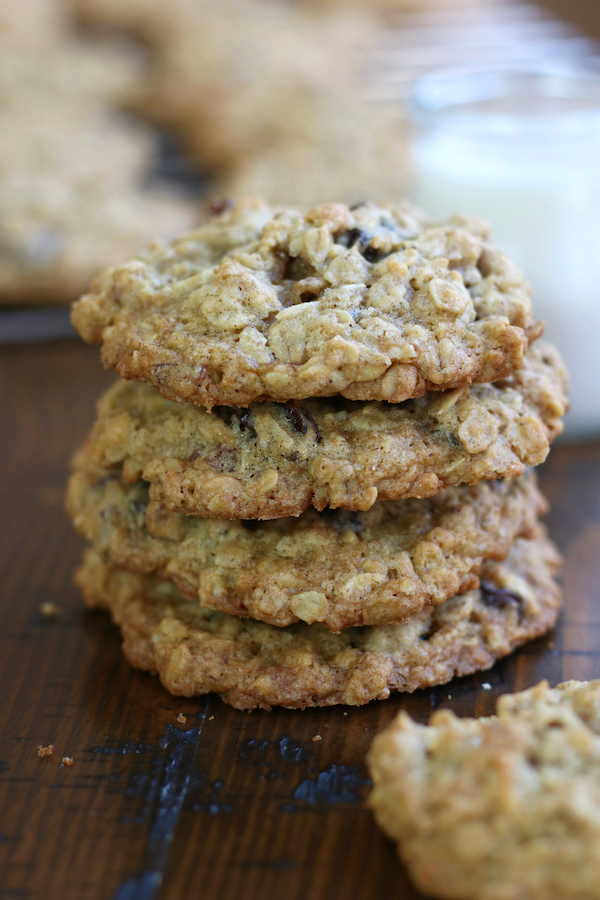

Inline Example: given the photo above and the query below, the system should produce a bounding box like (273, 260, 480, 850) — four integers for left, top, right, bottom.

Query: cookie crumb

(40, 601, 60, 618)
(177, 713, 187, 724)
(481, 683, 492, 691)
(209, 715, 215, 721)
(62, 757, 74, 767)
(37, 744, 54, 757)
(312, 734, 322, 742)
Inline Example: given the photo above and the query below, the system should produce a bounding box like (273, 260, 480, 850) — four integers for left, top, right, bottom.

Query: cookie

(222, 98, 410, 208)
(71, 198, 536, 407)
(367, 679, 600, 900)
(67, 465, 544, 631)
(75, 342, 566, 519)
(69, 0, 410, 209)
(1, 0, 68, 45)
(78, 528, 561, 709)
(68, 0, 374, 169)
(0, 2, 198, 304)
(306, 0, 498, 13)
(0, 114, 199, 304)
(0, 24, 143, 106)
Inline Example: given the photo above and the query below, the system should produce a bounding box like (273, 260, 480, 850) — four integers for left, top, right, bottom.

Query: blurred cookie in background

(0, 0, 199, 305)
(306, 0, 503, 15)
(66, 0, 409, 207)
(0, 0, 68, 45)
(69, 0, 376, 168)
(223, 97, 409, 206)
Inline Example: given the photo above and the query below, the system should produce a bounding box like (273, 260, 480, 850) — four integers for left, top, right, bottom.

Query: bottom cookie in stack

(75, 524, 560, 710)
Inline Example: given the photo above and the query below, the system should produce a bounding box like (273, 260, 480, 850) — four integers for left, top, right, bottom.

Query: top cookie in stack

(72, 198, 535, 408)
(68, 199, 568, 709)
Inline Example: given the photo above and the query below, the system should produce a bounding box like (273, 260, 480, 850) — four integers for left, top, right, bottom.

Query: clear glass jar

(408, 66, 600, 439)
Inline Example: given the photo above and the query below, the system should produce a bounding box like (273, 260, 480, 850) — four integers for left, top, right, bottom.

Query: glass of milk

(408, 66, 600, 439)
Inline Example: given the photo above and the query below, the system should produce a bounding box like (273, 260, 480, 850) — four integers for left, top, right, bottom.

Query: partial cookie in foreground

(72, 199, 536, 407)
(76, 342, 566, 518)
(78, 529, 560, 709)
(67, 468, 544, 631)
(368, 679, 600, 900)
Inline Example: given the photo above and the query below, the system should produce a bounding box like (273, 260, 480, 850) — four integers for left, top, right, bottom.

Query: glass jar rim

(409, 63, 600, 119)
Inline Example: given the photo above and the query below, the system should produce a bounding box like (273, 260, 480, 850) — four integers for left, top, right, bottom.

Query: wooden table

(1, 0, 599, 892)
(0, 338, 598, 900)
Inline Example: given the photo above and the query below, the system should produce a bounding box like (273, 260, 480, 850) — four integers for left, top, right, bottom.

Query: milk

(409, 70, 600, 438)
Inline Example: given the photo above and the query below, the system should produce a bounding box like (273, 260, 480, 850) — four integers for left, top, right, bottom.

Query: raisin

(205, 447, 239, 473)
(213, 407, 256, 439)
(238, 411, 257, 439)
(209, 198, 234, 215)
(480, 582, 523, 612)
(281, 402, 322, 442)
(335, 228, 386, 262)
(335, 227, 362, 249)
(362, 246, 385, 264)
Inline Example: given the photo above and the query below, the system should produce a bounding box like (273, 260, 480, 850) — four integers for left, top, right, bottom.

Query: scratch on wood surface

(111, 705, 208, 900)
(290, 765, 371, 808)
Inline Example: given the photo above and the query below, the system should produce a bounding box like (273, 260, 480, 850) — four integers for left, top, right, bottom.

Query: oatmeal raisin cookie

(78, 528, 561, 709)
(67, 467, 544, 631)
(75, 342, 566, 519)
(71, 199, 536, 405)
(368, 678, 600, 900)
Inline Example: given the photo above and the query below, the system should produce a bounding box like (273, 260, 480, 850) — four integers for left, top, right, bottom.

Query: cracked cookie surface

(67, 467, 544, 631)
(368, 678, 600, 900)
(76, 342, 567, 519)
(71, 198, 535, 406)
(77, 529, 561, 709)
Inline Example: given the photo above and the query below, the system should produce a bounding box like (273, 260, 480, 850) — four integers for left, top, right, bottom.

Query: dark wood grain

(0, 338, 599, 900)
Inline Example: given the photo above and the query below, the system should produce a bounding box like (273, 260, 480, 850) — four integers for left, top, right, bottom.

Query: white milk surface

(411, 111, 600, 438)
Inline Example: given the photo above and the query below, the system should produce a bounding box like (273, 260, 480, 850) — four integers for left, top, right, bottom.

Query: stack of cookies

(66, 199, 568, 710)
